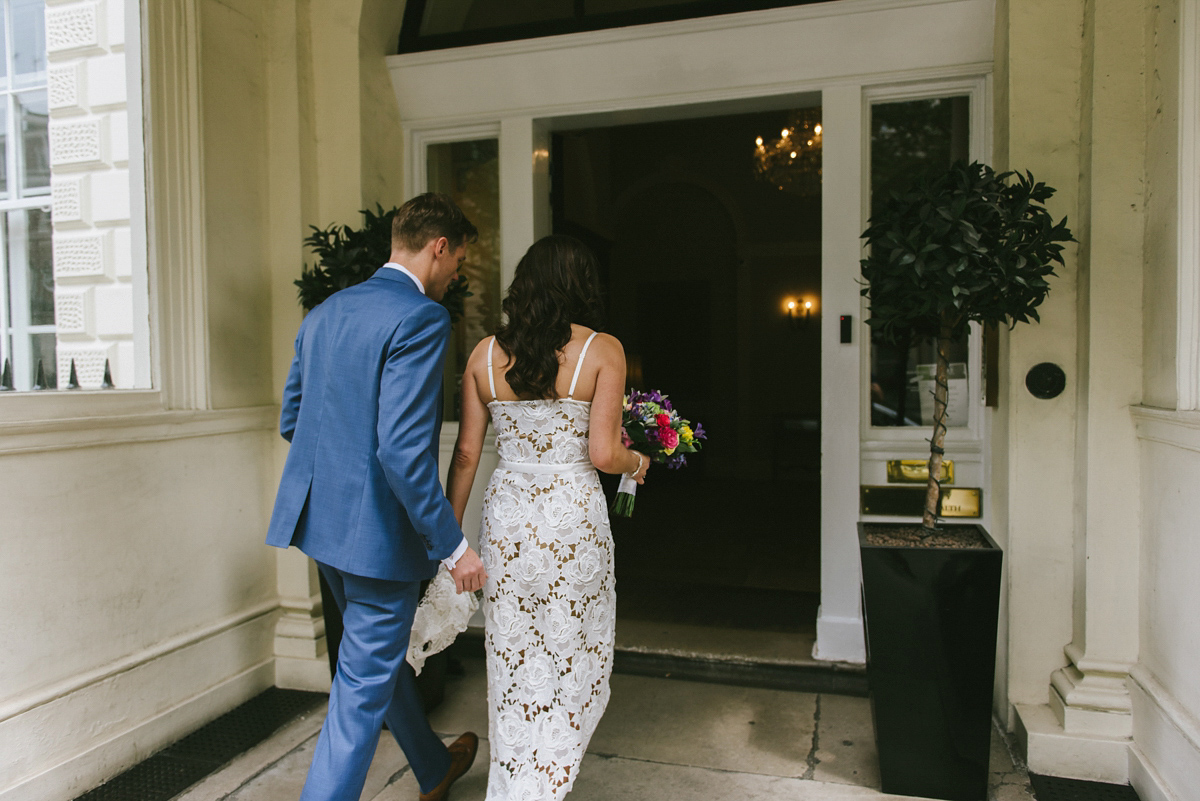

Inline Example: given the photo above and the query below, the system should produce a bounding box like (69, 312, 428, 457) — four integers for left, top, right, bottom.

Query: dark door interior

(552, 107, 823, 637)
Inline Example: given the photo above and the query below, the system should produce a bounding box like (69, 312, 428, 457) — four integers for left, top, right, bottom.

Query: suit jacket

(266, 267, 462, 581)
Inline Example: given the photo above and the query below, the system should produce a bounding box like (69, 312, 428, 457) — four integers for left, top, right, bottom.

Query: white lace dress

(479, 335, 615, 801)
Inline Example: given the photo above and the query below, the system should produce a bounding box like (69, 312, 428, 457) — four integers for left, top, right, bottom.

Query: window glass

(12, 0, 45, 84)
(23, 207, 52, 325)
(0, 100, 8, 198)
(868, 95, 971, 428)
(17, 89, 48, 193)
(426, 138, 501, 421)
(402, 0, 833, 51)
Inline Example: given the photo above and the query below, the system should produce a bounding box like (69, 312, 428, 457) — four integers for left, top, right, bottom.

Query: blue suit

(267, 267, 460, 799)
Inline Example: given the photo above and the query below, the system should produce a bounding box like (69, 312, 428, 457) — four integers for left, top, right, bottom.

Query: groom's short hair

(392, 193, 478, 253)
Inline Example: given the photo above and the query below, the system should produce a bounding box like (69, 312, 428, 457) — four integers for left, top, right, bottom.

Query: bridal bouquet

(611, 389, 706, 517)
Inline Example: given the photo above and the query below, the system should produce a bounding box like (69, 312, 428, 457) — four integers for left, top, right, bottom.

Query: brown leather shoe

(418, 731, 479, 801)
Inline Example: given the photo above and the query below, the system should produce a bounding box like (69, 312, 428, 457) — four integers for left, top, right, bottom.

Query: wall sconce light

(786, 299, 814, 330)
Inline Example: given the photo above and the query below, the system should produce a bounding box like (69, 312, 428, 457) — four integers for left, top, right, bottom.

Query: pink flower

(659, 427, 679, 450)
(656, 414, 671, 427)
(621, 427, 633, 447)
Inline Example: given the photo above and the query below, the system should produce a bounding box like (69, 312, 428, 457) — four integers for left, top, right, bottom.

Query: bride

(446, 235, 649, 800)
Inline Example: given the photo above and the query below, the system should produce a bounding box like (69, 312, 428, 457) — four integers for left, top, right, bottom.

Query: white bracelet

(630, 452, 643, 476)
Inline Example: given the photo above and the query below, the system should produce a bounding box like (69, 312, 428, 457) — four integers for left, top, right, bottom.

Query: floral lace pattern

(481, 399, 614, 801)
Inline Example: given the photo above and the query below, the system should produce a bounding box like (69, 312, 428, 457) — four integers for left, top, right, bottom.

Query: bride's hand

(631, 454, 649, 485)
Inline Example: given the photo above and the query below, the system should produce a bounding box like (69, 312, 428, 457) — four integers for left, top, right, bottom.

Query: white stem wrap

(618, 474, 638, 497)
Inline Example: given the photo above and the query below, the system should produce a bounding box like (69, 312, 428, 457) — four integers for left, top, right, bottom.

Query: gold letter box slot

(886, 459, 954, 484)
(861, 486, 982, 518)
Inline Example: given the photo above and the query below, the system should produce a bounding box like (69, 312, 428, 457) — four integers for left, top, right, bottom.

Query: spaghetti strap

(567, 331, 599, 400)
(486, 337, 497, 401)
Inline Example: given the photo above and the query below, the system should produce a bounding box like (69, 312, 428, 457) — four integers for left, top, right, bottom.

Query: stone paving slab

(187, 656, 1034, 801)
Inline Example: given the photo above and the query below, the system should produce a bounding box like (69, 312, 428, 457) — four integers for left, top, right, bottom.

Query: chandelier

(753, 108, 823, 197)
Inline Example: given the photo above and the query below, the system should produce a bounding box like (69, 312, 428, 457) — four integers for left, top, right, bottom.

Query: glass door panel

(426, 137, 501, 421)
(867, 95, 972, 429)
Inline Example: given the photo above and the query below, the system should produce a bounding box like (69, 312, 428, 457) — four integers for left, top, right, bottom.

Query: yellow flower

(680, 426, 694, 443)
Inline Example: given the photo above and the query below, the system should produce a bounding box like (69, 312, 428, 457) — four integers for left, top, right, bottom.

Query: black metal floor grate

(74, 687, 326, 801)
(1030, 773, 1142, 801)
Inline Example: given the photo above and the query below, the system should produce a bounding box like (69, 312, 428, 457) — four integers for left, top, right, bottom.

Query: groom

(267, 193, 487, 801)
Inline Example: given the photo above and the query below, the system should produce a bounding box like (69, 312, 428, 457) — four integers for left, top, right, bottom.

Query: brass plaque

(861, 486, 982, 518)
(886, 459, 954, 484)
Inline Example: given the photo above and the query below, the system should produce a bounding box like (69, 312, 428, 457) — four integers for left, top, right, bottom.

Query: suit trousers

(300, 562, 452, 801)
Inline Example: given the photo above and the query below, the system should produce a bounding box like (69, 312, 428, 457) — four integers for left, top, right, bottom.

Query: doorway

(551, 108, 822, 656)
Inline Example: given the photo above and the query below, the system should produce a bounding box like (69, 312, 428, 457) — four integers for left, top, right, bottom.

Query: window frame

(859, 76, 991, 446)
(397, 0, 836, 54)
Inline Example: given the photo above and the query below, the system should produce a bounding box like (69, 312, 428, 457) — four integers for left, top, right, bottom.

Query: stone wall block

(106, 0, 125, 49)
(112, 227, 132, 277)
(49, 116, 106, 169)
(90, 169, 129, 223)
(53, 231, 111, 279)
(52, 175, 90, 225)
(46, 2, 102, 57)
(48, 61, 85, 112)
(93, 283, 133, 337)
(54, 287, 93, 335)
(56, 342, 115, 388)
(84, 54, 126, 108)
(109, 110, 128, 165)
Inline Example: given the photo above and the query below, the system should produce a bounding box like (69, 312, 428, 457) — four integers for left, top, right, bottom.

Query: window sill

(1131, 405, 1200, 453)
(0, 403, 278, 455)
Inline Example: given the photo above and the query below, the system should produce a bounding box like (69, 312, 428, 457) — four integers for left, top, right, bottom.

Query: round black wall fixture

(1026, 362, 1066, 399)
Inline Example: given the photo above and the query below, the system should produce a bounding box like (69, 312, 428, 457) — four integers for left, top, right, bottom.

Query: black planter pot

(858, 522, 1003, 801)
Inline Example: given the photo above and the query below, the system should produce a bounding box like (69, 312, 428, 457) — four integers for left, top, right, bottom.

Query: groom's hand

(450, 548, 487, 594)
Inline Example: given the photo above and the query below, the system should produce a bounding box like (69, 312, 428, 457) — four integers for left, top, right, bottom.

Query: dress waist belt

(497, 460, 593, 475)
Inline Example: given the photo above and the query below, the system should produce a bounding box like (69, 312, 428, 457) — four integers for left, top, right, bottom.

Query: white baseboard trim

(814, 607, 866, 663)
(1128, 666, 1200, 801)
(0, 608, 278, 801)
(1130, 745, 1178, 801)
(1014, 703, 1130, 783)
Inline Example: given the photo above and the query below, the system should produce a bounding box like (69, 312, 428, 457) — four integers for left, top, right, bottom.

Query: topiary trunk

(923, 321, 953, 532)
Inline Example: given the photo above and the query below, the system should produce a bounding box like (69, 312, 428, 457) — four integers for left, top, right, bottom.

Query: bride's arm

(448, 341, 490, 525)
(588, 335, 649, 484)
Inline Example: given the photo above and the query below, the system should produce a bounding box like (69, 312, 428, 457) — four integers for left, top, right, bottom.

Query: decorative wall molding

(0, 405, 277, 456)
(144, 0, 210, 409)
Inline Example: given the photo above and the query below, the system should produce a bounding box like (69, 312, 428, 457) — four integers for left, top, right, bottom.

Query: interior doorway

(551, 107, 823, 655)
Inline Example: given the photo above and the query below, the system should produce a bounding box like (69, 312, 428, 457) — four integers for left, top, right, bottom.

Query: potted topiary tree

(858, 160, 1073, 801)
(295, 205, 472, 712)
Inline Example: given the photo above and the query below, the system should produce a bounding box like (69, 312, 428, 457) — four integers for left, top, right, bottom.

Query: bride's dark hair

(495, 235, 605, 400)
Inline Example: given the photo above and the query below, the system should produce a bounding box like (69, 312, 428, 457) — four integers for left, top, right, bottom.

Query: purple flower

(693, 423, 706, 440)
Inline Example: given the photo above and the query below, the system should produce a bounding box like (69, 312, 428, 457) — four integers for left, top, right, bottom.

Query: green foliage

(860, 161, 1074, 344)
(295, 204, 471, 320)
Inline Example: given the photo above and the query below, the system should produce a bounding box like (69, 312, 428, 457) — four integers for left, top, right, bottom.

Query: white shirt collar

(382, 262, 425, 295)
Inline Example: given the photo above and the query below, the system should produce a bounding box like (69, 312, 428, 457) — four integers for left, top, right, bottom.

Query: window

(426, 137, 501, 421)
(867, 95, 973, 428)
(398, 0, 836, 52)
(1, 0, 146, 392)
(0, 0, 52, 390)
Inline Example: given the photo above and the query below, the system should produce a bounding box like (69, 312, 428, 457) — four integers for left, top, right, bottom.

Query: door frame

(390, 0, 995, 663)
